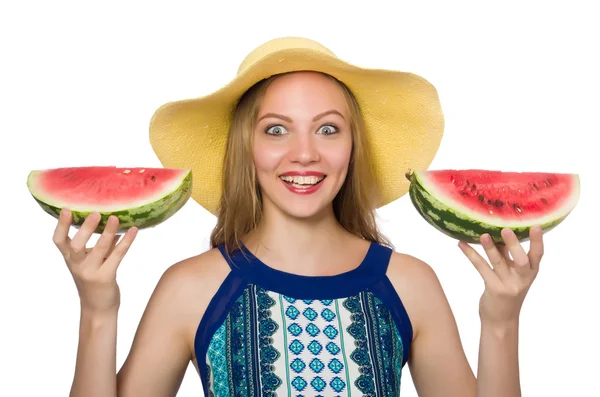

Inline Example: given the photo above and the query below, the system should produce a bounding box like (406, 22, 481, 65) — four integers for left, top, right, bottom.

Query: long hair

(210, 72, 391, 253)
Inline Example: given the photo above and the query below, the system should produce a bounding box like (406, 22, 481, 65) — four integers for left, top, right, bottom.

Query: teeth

(280, 175, 324, 185)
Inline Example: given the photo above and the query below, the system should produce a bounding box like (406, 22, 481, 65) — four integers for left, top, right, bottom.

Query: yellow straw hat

(149, 36, 444, 215)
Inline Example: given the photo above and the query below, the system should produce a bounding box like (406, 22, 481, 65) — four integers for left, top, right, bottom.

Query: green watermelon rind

(27, 169, 193, 233)
(408, 170, 579, 244)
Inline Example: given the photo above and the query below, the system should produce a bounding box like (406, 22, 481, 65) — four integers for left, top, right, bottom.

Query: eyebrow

(257, 109, 345, 123)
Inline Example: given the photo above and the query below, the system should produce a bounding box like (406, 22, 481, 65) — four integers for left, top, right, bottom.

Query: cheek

(253, 141, 287, 175)
(325, 141, 353, 174)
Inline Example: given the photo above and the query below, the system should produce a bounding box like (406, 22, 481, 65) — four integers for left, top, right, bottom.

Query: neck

(243, 204, 357, 275)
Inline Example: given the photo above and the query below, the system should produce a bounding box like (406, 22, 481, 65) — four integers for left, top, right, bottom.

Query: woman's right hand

(53, 208, 138, 315)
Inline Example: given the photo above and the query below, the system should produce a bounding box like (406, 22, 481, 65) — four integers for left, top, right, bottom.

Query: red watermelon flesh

(407, 169, 580, 243)
(30, 167, 187, 208)
(27, 166, 192, 232)
(426, 170, 578, 223)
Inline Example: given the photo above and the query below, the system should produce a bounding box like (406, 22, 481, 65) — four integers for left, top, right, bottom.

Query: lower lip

(280, 178, 325, 195)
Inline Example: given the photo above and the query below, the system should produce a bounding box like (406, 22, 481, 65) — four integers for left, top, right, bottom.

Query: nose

(289, 132, 320, 165)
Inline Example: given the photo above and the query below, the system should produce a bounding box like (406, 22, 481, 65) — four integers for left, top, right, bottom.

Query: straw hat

(149, 36, 444, 215)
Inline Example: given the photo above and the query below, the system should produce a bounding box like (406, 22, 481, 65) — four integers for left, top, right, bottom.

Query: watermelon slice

(27, 166, 192, 233)
(406, 169, 580, 244)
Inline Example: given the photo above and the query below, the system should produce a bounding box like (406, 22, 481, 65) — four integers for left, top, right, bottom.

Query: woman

(54, 37, 543, 397)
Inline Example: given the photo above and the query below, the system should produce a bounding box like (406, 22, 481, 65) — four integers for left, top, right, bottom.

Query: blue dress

(194, 241, 413, 397)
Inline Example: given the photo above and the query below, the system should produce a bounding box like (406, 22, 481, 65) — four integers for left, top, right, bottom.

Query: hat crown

(237, 36, 336, 75)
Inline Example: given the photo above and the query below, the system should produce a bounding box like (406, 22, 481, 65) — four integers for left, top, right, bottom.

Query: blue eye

(265, 125, 287, 135)
(318, 125, 338, 135)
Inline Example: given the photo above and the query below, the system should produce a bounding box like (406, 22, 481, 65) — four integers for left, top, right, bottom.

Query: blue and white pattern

(195, 241, 412, 397)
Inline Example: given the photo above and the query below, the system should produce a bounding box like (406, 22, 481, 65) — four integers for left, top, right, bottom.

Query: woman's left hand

(458, 225, 544, 327)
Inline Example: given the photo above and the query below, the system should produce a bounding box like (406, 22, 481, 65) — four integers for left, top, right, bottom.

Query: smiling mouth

(279, 175, 326, 188)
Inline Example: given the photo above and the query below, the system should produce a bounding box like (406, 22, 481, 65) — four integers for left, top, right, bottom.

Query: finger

(480, 233, 510, 278)
(88, 216, 120, 264)
(527, 225, 544, 272)
(105, 234, 122, 258)
(53, 208, 72, 257)
(69, 212, 102, 260)
(102, 226, 138, 274)
(497, 245, 513, 265)
(458, 240, 499, 285)
(86, 235, 120, 257)
(501, 228, 532, 274)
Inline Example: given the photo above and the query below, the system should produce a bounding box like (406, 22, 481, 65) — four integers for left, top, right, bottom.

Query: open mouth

(279, 175, 326, 189)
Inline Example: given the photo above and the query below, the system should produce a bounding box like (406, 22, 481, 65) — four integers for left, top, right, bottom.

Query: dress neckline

(221, 241, 389, 299)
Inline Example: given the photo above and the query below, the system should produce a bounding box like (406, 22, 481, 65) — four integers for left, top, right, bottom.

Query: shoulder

(384, 250, 450, 341)
(147, 247, 232, 347)
(153, 247, 231, 316)
(157, 247, 231, 296)
(386, 250, 442, 287)
(382, 250, 477, 393)
(116, 247, 233, 394)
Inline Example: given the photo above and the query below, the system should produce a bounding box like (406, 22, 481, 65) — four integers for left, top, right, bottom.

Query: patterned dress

(194, 241, 413, 397)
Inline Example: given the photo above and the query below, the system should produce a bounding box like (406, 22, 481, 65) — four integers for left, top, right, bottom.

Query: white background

(1, 1, 599, 396)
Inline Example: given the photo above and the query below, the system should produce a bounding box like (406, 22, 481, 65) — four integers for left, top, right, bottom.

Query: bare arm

(460, 227, 544, 397)
(54, 210, 227, 397)
(115, 262, 198, 396)
(52, 210, 135, 397)
(389, 227, 543, 397)
(116, 248, 230, 395)
(386, 253, 476, 397)
(68, 261, 197, 397)
(70, 251, 228, 397)
(69, 309, 120, 397)
(405, 264, 523, 397)
(476, 320, 520, 397)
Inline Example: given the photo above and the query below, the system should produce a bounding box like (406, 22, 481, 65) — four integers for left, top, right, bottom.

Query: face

(252, 72, 353, 220)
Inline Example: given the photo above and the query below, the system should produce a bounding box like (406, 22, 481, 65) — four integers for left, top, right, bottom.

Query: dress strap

(365, 241, 394, 275)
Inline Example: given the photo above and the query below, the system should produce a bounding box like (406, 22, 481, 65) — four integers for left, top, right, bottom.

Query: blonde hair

(210, 72, 391, 253)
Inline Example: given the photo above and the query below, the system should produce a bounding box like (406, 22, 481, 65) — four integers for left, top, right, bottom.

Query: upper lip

(279, 171, 326, 177)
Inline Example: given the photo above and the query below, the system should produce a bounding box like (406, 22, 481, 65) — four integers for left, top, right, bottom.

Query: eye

(265, 125, 287, 135)
(318, 124, 338, 135)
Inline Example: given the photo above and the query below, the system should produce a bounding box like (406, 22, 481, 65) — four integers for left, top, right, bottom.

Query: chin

(276, 198, 333, 220)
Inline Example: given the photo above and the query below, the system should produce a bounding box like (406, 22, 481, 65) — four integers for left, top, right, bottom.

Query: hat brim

(149, 47, 444, 215)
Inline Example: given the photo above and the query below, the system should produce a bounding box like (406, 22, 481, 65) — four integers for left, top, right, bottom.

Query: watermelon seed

(532, 183, 538, 190)
(494, 200, 504, 207)
(541, 197, 548, 204)
(512, 203, 522, 213)
(140, 169, 145, 173)
(123, 169, 131, 174)
(478, 195, 485, 201)
(151, 175, 156, 181)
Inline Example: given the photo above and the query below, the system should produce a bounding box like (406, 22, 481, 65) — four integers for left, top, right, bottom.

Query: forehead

(259, 72, 349, 114)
